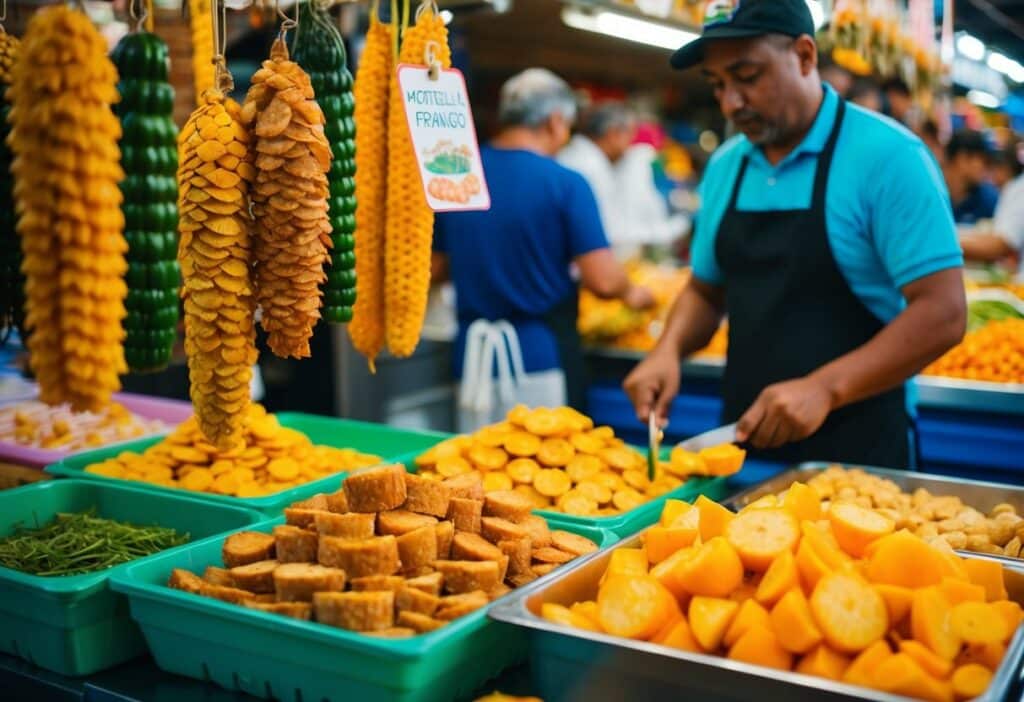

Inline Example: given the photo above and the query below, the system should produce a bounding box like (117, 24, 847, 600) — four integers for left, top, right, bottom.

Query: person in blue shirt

(624, 0, 966, 468)
(432, 69, 654, 409)
(944, 130, 999, 226)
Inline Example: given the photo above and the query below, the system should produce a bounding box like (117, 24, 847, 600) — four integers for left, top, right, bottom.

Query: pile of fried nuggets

(169, 464, 599, 636)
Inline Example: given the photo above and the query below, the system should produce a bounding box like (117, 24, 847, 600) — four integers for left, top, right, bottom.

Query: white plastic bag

(456, 320, 566, 434)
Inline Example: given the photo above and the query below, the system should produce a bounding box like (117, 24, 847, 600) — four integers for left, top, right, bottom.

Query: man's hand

(623, 284, 656, 311)
(735, 375, 834, 449)
(623, 347, 681, 426)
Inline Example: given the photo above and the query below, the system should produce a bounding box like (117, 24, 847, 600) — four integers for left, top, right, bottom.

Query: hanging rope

(212, 0, 233, 93)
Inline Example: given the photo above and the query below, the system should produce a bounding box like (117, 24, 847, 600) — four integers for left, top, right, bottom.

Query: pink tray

(0, 392, 193, 469)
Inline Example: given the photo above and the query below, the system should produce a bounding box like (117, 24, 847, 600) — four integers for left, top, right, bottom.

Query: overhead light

(956, 33, 986, 62)
(987, 51, 1024, 83)
(805, 1, 826, 31)
(967, 89, 1001, 109)
(562, 7, 698, 51)
(440, 9, 453, 24)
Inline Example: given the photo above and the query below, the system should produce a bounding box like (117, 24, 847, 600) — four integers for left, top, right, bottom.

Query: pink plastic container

(0, 392, 192, 469)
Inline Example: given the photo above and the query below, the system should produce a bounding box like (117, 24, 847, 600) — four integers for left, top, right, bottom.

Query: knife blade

(647, 412, 663, 480)
(677, 423, 738, 453)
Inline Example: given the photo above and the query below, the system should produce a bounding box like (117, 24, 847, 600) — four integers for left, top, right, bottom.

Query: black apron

(714, 100, 910, 468)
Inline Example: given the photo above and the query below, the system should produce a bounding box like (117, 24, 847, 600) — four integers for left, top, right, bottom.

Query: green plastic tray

(46, 413, 451, 516)
(399, 443, 730, 537)
(0, 478, 263, 676)
(108, 516, 616, 702)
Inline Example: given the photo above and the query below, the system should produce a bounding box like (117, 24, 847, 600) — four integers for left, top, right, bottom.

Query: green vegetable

(291, 3, 357, 324)
(0, 509, 189, 577)
(967, 299, 1024, 332)
(111, 31, 180, 372)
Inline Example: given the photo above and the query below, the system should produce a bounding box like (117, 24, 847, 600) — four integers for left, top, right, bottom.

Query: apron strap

(810, 100, 847, 205)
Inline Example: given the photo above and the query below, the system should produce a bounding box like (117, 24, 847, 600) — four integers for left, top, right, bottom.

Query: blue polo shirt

(434, 146, 610, 376)
(691, 85, 963, 411)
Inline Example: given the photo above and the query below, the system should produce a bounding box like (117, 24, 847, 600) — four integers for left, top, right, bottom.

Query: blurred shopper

(848, 79, 882, 113)
(432, 69, 653, 414)
(961, 142, 1024, 269)
(944, 130, 999, 225)
(625, 0, 964, 468)
(559, 103, 684, 258)
(881, 78, 913, 125)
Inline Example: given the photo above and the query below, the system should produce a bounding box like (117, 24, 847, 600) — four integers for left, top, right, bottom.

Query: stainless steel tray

(725, 462, 1024, 516)
(489, 529, 1024, 702)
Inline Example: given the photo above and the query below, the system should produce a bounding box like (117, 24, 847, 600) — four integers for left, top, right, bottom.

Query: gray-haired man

(431, 68, 653, 410)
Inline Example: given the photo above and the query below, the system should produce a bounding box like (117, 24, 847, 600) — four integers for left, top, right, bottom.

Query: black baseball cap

(670, 0, 816, 70)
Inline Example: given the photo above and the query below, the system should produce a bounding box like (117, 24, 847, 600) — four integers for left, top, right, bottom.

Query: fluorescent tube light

(967, 89, 1001, 109)
(561, 6, 698, 51)
(956, 33, 986, 62)
(987, 51, 1024, 83)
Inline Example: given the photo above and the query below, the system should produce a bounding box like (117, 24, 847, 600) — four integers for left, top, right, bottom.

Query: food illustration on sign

(424, 140, 481, 204)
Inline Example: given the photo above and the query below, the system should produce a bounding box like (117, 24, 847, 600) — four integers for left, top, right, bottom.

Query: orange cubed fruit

(694, 495, 735, 541)
(570, 600, 603, 630)
(796, 538, 832, 593)
(990, 600, 1023, 641)
(697, 443, 745, 476)
(912, 586, 962, 661)
(795, 644, 851, 681)
(866, 531, 959, 589)
(950, 601, 1010, 645)
(874, 584, 914, 627)
(672, 536, 744, 598)
(753, 550, 798, 608)
(644, 525, 699, 565)
(541, 603, 602, 632)
(657, 615, 703, 653)
(660, 499, 692, 526)
(649, 546, 695, 601)
(940, 577, 986, 605)
(828, 501, 895, 558)
(801, 521, 852, 569)
(724, 598, 770, 648)
(727, 624, 793, 671)
(900, 640, 954, 679)
(871, 653, 954, 702)
(771, 588, 823, 654)
(725, 508, 800, 572)
(810, 572, 888, 654)
(956, 641, 1006, 671)
(602, 548, 649, 584)
(650, 610, 686, 644)
(688, 596, 739, 651)
(782, 482, 822, 523)
(597, 575, 679, 640)
(951, 663, 994, 701)
(842, 640, 892, 687)
(963, 559, 1008, 602)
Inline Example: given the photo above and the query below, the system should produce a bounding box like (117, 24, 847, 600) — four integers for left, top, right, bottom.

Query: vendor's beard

(731, 110, 783, 146)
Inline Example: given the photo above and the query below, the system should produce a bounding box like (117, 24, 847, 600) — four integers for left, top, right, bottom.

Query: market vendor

(624, 0, 966, 467)
(432, 69, 654, 411)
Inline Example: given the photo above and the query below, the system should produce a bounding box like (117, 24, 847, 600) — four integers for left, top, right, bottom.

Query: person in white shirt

(961, 143, 1024, 271)
(558, 104, 683, 259)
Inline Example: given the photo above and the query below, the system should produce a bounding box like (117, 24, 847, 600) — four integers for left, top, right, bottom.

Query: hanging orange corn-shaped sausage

(240, 38, 332, 359)
(177, 88, 258, 449)
(384, 4, 451, 358)
(9, 6, 128, 411)
(348, 12, 393, 369)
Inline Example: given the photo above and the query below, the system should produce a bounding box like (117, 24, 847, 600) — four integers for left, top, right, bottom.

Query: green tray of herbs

(0, 478, 263, 676)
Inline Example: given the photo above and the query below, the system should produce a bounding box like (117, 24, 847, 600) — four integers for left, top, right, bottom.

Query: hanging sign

(397, 62, 491, 212)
